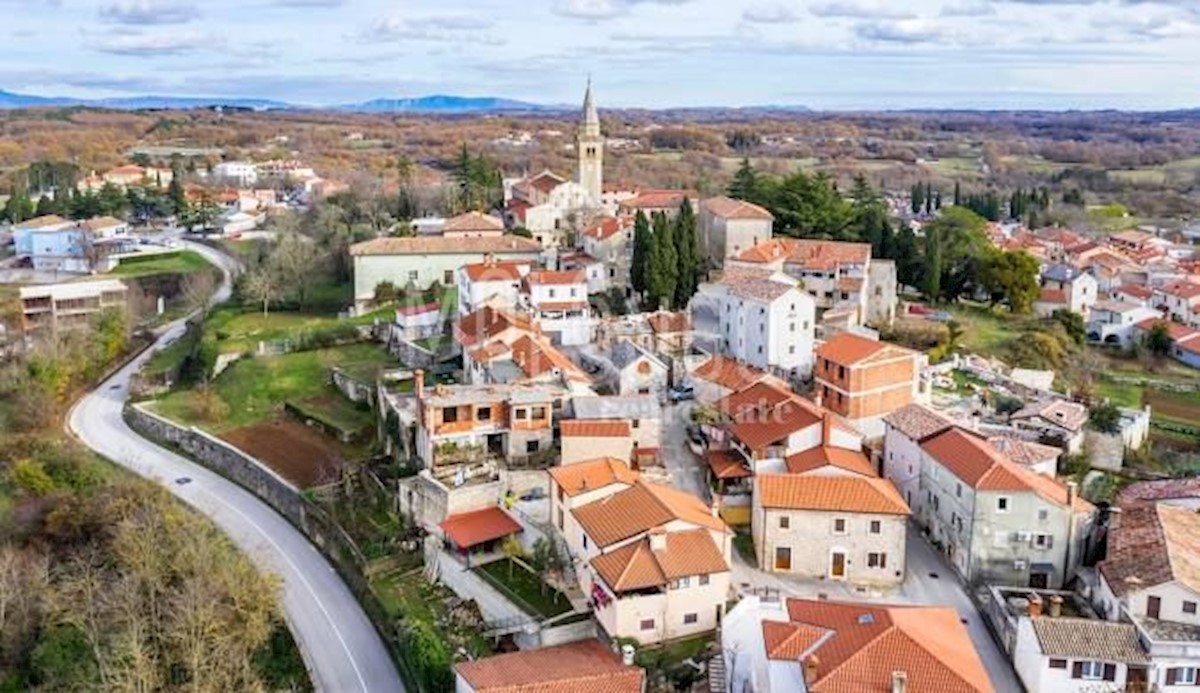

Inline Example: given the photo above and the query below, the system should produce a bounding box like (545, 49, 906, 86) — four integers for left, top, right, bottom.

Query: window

(757, 345, 763, 355)
(997, 497, 1010, 513)
(408, 270, 419, 282)
(444, 270, 453, 284)
(1077, 661, 1103, 680)
(640, 619, 655, 631)
(1049, 659, 1067, 670)
(531, 406, 547, 419)
(1185, 601, 1197, 615)
(790, 322, 796, 332)
(570, 288, 577, 297)
(1038, 509, 1049, 521)
(779, 516, 790, 529)
(956, 483, 962, 498)
(868, 552, 887, 568)
(699, 574, 710, 586)
(442, 407, 458, 423)
(526, 440, 539, 453)
(514, 407, 527, 419)
(838, 365, 846, 379)
(677, 576, 691, 589)
(789, 345, 796, 355)
(557, 508, 564, 529)
(1034, 533, 1053, 550)
(759, 324, 764, 334)
(548, 288, 556, 298)
(774, 547, 792, 570)
(870, 520, 882, 534)
(582, 535, 588, 549)
(833, 518, 847, 535)
(477, 407, 492, 422)
(1175, 668, 1199, 685)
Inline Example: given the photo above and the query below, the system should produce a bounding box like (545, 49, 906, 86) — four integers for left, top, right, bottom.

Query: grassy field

(371, 568, 493, 658)
(475, 558, 573, 619)
(922, 157, 983, 179)
(943, 303, 1035, 355)
(110, 249, 213, 277)
(153, 342, 397, 433)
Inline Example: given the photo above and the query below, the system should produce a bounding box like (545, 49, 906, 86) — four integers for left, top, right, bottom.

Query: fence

(123, 403, 426, 691)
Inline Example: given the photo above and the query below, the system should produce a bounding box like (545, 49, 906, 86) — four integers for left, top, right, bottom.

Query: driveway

(68, 241, 404, 693)
(661, 401, 710, 501)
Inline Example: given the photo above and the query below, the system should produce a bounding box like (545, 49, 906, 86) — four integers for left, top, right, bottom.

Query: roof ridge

(814, 619, 896, 684)
(1156, 503, 1180, 583)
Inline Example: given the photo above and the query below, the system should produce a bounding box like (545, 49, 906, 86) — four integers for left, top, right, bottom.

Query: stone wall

(331, 367, 376, 404)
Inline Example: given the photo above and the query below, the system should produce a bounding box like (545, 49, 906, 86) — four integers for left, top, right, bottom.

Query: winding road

(67, 240, 404, 692)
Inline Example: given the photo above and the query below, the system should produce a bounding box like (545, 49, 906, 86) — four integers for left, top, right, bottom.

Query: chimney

(1066, 481, 1078, 507)
(803, 655, 820, 685)
(649, 528, 667, 552)
(1028, 593, 1044, 618)
(1049, 595, 1064, 618)
(414, 369, 425, 400)
(621, 643, 635, 667)
(891, 671, 908, 693)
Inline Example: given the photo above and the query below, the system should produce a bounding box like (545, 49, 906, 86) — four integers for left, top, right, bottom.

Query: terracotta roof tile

(707, 449, 752, 479)
(734, 238, 871, 269)
(647, 311, 689, 334)
(756, 474, 910, 515)
(1038, 287, 1068, 304)
(549, 458, 639, 496)
(785, 446, 876, 477)
(583, 216, 632, 241)
(572, 480, 728, 548)
(350, 235, 541, 256)
(1134, 318, 1197, 342)
(618, 189, 697, 211)
(784, 599, 994, 693)
(462, 260, 531, 282)
(691, 355, 770, 391)
(1011, 400, 1088, 433)
(883, 404, 954, 440)
(1159, 280, 1200, 301)
(524, 269, 586, 286)
(701, 195, 773, 221)
(455, 306, 535, 347)
(986, 436, 1061, 469)
(439, 507, 522, 549)
(762, 621, 830, 661)
(816, 333, 915, 367)
(591, 528, 728, 593)
(1101, 503, 1200, 597)
(454, 639, 644, 693)
(1116, 284, 1153, 300)
(443, 211, 505, 233)
(561, 420, 631, 438)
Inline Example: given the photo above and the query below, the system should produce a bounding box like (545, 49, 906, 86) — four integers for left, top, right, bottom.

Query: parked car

(668, 385, 695, 402)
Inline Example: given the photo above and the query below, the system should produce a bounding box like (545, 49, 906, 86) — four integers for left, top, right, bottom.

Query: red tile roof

(455, 306, 535, 347)
(785, 445, 876, 477)
(618, 189, 697, 211)
(816, 333, 915, 367)
(524, 269, 586, 286)
(462, 259, 530, 282)
(701, 195, 773, 221)
(756, 474, 910, 515)
(583, 216, 632, 241)
(1038, 287, 1068, 304)
(782, 599, 994, 692)
(1159, 280, 1200, 301)
(350, 236, 541, 256)
(561, 420, 631, 438)
(439, 507, 522, 549)
(1134, 318, 1197, 342)
(1116, 284, 1153, 300)
(548, 458, 639, 496)
(691, 355, 770, 392)
(572, 480, 728, 549)
(707, 449, 752, 479)
(454, 639, 644, 693)
(734, 238, 871, 269)
(591, 528, 728, 593)
(444, 211, 505, 233)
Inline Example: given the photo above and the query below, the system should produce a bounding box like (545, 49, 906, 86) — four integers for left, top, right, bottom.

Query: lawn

(287, 394, 374, 439)
(922, 157, 983, 180)
(110, 249, 213, 277)
(152, 342, 397, 433)
(206, 306, 394, 354)
(943, 303, 1031, 356)
(475, 558, 573, 619)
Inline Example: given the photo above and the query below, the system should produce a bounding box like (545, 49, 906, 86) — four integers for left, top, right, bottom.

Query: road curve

(67, 240, 404, 693)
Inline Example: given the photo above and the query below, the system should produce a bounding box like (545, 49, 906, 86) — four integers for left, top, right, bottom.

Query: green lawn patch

(286, 395, 374, 439)
(110, 249, 212, 277)
(475, 558, 573, 619)
(153, 342, 397, 433)
(944, 303, 1030, 356)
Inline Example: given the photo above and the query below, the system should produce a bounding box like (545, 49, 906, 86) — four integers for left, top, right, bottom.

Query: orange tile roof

(692, 355, 770, 391)
(882, 403, 953, 440)
(762, 620, 830, 661)
(525, 269, 586, 286)
(527, 170, 566, 194)
(701, 195, 773, 221)
(548, 458, 639, 497)
(921, 428, 1093, 511)
(583, 216, 632, 241)
(455, 306, 535, 347)
(647, 311, 689, 334)
(707, 449, 752, 480)
(1116, 284, 1153, 300)
(816, 333, 915, 367)
(536, 300, 589, 311)
(1038, 287, 1068, 304)
(618, 189, 697, 211)
(462, 259, 530, 282)
(783, 599, 994, 693)
(443, 211, 505, 233)
(1134, 318, 1197, 342)
(454, 639, 644, 693)
(785, 446, 876, 477)
(510, 334, 590, 383)
(734, 238, 871, 269)
(349, 235, 541, 256)
(1160, 280, 1200, 301)
(591, 528, 728, 593)
(561, 420, 631, 438)
(439, 507, 522, 549)
(1101, 503, 1200, 597)
(572, 480, 728, 548)
(756, 474, 910, 515)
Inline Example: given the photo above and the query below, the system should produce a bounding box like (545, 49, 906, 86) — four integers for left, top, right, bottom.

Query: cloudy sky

(2, 0, 1199, 109)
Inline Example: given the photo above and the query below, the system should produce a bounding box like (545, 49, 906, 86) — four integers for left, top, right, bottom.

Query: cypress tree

(630, 210, 652, 299)
(729, 157, 758, 201)
(648, 212, 677, 310)
(923, 225, 943, 302)
(953, 181, 962, 207)
(673, 199, 699, 309)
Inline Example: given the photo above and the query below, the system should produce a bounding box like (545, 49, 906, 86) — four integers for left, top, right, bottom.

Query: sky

(2, 0, 1200, 110)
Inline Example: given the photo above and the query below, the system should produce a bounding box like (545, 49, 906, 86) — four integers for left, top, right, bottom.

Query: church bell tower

(576, 78, 604, 204)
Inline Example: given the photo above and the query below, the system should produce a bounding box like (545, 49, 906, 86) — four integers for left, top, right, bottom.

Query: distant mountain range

(0, 89, 558, 113)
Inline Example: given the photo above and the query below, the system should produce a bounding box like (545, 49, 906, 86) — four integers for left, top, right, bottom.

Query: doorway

(830, 552, 846, 579)
(774, 547, 792, 571)
(1148, 596, 1162, 619)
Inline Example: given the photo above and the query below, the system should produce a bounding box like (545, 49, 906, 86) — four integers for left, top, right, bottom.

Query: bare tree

(271, 232, 322, 311)
(242, 268, 280, 317)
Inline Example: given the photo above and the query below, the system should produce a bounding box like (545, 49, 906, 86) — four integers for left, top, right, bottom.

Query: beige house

(698, 195, 774, 265)
(914, 427, 1096, 589)
(565, 479, 732, 644)
(560, 419, 634, 465)
(548, 457, 640, 543)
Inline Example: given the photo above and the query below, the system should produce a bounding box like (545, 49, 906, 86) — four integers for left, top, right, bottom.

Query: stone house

(560, 419, 634, 466)
(697, 195, 774, 265)
(608, 339, 669, 401)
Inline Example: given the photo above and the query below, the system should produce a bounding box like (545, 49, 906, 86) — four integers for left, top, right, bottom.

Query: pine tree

(167, 166, 187, 216)
(729, 157, 758, 201)
(630, 211, 652, 299)
(673, 199, 698, 309)
(953, 181, 962, 207)
(895, 224, 920, 288)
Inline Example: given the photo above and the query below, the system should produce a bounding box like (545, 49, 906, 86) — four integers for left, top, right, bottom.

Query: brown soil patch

(222, 418, 345, 488)
(1145, 391, 1200, 426)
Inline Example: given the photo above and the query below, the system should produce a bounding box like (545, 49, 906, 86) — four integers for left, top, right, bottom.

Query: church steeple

(576, 79, 604, 204)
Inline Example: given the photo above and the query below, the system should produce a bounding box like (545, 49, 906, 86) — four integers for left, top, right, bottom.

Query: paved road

(67, 241, 404, 693)
(661, 401, 711, 501)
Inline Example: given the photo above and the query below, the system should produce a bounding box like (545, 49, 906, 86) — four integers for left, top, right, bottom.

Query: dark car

(668, 385, 695, 402)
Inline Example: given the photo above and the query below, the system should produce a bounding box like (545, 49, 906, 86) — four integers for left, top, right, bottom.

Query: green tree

(630, 211, 652, 299)
(673, 199, 699, 309)
(96, 182, 128, 217)
(167, 164, 187, 215)
(1089, 402, 1121, 434)
(893, 225, 922, 289)
(923, 206, 990, 301)
(1144, 322, 1173, 357)
(923, 224, 942, 301)
(647, 212, 678, 310)
(980, 250, 1041, 314)
(1050, 308, 1087, 346)
(3, 189, 34, 223)
(728, 157, 759, 201)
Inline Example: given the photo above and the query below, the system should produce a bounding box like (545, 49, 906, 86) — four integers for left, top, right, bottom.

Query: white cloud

(939, 1, 995, 17)
(810, 0, 918, 20)
(99, 0, 199, 25)
(743, 3, 800, 23)
(855, 18, 960, 44)
(93, 30, 211, 55)
(362, 14, 503, 44)
(553, 0, 694, 21)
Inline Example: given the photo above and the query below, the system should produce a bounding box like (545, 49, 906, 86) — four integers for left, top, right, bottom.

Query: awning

(439, 507, 522, 549)
(707, 449, 752, 480)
